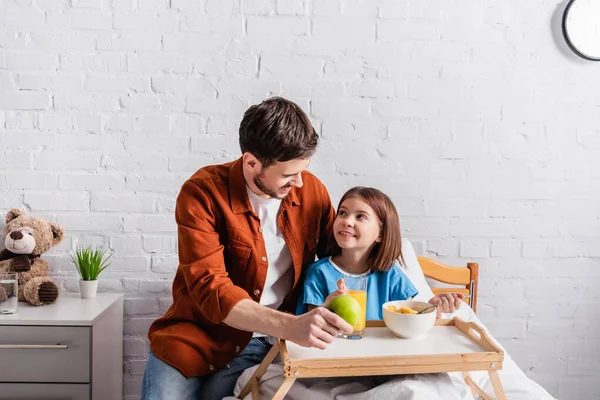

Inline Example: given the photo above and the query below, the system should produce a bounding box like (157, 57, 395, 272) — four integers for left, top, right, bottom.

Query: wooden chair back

(417, 256, 479, 313)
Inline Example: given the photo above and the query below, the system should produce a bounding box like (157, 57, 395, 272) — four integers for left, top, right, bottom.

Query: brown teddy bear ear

(5, 208, 25, 223)
(50, 222, 64, 245)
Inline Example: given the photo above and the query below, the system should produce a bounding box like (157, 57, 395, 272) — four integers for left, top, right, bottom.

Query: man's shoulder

(176, 161, 236, 210)
(187, 161, 234, 187)
(296, 170, 330, 204)
(300, 169, 325, 188)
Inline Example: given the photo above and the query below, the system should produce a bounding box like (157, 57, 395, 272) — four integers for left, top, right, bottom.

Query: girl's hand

(322, 279, 348, 308)
(429, 293, 464, 317)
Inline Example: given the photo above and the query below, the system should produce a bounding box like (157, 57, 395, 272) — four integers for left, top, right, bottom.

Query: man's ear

(242, 152, 262, 171)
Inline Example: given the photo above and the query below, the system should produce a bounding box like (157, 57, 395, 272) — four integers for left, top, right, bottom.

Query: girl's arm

(428, 293, 464, 317)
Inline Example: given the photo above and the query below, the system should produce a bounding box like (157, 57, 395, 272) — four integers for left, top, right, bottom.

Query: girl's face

(333, 196, 382, 252)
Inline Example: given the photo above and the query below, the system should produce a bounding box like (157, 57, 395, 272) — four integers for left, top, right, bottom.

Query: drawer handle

(0, 344, 69, 349)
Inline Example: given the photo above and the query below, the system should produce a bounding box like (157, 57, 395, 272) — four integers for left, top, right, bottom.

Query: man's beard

(254, 172, 291, 199)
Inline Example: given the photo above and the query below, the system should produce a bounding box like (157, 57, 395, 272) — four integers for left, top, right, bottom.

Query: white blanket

(227, 305, 556, 400)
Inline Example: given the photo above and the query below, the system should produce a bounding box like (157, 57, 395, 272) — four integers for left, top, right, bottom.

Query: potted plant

(70, 245, 111, 299)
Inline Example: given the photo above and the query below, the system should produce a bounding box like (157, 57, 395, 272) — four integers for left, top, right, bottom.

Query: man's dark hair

(239, 97, 318, 167)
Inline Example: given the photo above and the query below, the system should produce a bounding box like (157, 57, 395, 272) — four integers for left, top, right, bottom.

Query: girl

(296, 186, 463, 320)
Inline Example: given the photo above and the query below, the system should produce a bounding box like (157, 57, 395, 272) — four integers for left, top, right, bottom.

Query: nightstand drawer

(0, 326, 90, 383)
(0, 383, 90, 399)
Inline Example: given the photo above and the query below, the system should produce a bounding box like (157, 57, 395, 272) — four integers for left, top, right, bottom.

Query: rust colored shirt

(148, 157, 335, 378)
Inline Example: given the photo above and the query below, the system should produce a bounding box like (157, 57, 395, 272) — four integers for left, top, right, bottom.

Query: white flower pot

(79, 280, 98, 299)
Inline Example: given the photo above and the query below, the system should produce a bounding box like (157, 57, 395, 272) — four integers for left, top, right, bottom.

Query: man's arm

(177, 179, 352, 347)
(176, 180, 253, 324)
(223, 299, 352, 349)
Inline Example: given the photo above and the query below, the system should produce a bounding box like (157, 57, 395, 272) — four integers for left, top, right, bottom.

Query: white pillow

(400, 238, 435, 302)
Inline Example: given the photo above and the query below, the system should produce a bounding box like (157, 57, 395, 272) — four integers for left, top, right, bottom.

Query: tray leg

(461, 372, 493, 400)
(238, 341, 281, 399)
(488, 370, 507, 400)
(461, 372, 478, 398)
(272, 377, 296, 400)
(250, 377, 260, 400)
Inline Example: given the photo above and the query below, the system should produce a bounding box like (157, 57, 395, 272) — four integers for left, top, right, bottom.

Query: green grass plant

(70, 245, 111, 281)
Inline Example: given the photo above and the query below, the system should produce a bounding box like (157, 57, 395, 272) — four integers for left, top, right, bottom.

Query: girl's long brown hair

(327, 187, 405, 272)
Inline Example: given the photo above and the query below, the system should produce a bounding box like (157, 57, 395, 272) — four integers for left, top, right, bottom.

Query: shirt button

(258, 227, 263, 232)
(254, 289, 260, 296)
(261, 256, 267, 262)
(208, 365, 215, 371)
(225, 364, 231, 369)
(235, 346, 241, 352)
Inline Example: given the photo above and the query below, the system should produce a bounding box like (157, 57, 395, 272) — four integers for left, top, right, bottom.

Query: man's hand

(429, 293, 464, 317)
(282, 307, 353, 350)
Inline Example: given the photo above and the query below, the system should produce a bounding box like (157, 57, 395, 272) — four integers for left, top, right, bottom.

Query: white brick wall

(1, 1, 599, 398)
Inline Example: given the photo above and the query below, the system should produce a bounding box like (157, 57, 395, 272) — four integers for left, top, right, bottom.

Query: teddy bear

(0, 208, 63, 306)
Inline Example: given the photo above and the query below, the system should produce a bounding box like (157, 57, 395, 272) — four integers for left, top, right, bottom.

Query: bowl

(382, 300, 436, 339)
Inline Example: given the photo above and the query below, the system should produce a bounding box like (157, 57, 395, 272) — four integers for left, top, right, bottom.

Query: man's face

(247, 156, 310, 199)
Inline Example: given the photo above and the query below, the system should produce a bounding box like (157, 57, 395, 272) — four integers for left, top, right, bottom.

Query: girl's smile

(337, 230, 356, 238)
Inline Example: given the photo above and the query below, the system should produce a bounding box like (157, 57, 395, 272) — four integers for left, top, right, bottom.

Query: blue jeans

(141, 337, 272, 400)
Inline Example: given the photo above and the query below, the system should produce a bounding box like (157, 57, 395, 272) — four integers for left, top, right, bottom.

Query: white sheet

(227, 305, 556, 400)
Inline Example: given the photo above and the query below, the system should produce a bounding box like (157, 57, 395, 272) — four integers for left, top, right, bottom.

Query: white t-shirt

(246, 188, 294, 311)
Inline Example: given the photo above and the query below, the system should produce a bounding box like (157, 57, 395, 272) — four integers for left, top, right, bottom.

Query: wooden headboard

(417, 256, 479, 313)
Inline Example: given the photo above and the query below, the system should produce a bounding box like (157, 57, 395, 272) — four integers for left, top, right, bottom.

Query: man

(142, 97, 353, 399)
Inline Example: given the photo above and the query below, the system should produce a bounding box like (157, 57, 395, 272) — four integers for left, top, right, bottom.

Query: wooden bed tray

(239, 318, 506, 400)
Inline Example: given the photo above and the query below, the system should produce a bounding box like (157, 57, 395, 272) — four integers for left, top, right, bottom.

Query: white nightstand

(0, 293, 124, 400)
